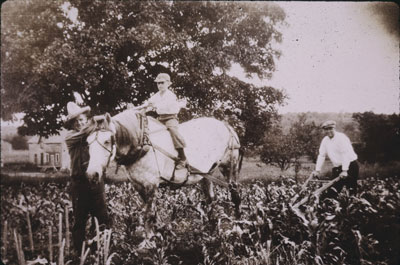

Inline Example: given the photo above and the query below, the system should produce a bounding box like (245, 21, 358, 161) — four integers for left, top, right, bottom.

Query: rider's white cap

(155, 73, 171, 82)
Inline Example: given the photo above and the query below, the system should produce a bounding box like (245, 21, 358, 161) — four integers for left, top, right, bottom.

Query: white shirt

(148, 89, 181, 115)
(316, 131, 357, 171)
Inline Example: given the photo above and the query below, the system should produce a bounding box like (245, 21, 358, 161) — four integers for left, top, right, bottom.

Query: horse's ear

(105, 113, 116, 134)
(105, 113, 112, 123)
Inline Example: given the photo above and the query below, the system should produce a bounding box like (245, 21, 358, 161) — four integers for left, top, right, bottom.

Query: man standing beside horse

(64, 102, 111, 255)
(135, 73, 188, 170)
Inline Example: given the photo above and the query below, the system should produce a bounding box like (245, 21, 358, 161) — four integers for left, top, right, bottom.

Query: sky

(231, 2, 399, 114)
(2, 2, 398, 128)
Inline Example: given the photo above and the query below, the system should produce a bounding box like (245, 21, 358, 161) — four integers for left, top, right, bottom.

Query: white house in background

(27, 130, 70, 170)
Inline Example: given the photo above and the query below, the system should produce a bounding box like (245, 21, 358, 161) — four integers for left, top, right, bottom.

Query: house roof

(28, 130, 69, 144)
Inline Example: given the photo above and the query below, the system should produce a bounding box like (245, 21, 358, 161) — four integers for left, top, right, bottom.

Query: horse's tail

(224, 122, 243, 176)
(238, 147, 245, 173)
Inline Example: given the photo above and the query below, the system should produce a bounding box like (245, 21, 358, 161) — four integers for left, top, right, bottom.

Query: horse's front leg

(137, 184, 157, 239)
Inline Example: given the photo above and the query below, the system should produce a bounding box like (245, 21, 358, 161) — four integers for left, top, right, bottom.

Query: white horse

(85, 108, 241, 235)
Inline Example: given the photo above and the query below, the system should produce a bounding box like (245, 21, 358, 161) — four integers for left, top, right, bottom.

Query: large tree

(2, 0, 286, 147)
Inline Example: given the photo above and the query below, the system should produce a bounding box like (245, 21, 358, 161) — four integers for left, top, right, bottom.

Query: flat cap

(321, 120, 336, 129)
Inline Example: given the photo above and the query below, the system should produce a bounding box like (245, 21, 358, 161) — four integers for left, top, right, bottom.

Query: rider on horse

(134, 73, 188, 169)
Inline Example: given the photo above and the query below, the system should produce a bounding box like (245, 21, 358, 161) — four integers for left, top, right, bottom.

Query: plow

(289, 174, 346, 226)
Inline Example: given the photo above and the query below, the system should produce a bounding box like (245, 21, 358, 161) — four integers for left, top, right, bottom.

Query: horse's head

(86, 113, 116, 183)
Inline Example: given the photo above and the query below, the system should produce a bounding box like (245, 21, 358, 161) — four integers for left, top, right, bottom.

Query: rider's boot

(176, 148, 187, 170)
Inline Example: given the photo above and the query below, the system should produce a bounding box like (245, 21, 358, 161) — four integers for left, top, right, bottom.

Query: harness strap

(136, 112, 147, 146)
(88, 130, 115, 167)
(151, 142, 212, 174)
(159, 174, 189, 189)
(188, 168, 229, 187)
(151, 143, 180, 162)
(150, 144, 163, 180)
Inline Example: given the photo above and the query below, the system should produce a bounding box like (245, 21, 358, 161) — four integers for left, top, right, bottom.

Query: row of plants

(1, 175, 399, 264)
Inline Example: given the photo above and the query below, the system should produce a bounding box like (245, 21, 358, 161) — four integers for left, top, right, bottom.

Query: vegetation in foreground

(1, 173, 399, 265)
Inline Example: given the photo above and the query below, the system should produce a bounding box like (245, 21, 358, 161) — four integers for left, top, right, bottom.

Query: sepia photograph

(1, 1, 399, 264)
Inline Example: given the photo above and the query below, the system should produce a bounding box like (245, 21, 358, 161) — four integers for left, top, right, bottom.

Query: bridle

(87, 130, 116, 167)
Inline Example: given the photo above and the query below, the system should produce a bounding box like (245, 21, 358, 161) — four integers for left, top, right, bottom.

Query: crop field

(1, 163, 399, 265)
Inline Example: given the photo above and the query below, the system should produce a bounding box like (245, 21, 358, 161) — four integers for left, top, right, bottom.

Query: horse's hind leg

(220, 163, 241, 218)
(201, 177, 215, 204)
(229, 181, 241, 218)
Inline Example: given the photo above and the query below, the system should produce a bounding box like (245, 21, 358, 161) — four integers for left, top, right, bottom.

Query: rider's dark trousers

(158, 115, 186, 149)
(324, 160, 359, 199)
(70, 177, 111, 253)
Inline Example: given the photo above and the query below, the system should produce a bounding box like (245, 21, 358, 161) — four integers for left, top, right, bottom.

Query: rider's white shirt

(148, 89, 180, 115)
(315, 131, 357, 171)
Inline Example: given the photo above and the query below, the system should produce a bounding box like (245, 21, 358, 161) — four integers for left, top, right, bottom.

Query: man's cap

(321, 120, 336, 129)
(64, 102, 90, 127)
(154, 73, 171, 82)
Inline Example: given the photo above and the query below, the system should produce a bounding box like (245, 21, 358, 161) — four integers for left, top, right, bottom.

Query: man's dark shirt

(65, 126, 92, 178)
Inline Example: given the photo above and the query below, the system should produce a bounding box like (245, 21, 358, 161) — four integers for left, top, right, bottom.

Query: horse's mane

(112, 109, 141, 148)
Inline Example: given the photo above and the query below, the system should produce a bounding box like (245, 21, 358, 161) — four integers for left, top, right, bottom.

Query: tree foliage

(9, 135, 29, 150)
(260, 125, 293, 171)
(352, 112, 400, 163)
(2, 132, 29, 150)
(2, 0, 286, 147)
(260, 114, 322, 170)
